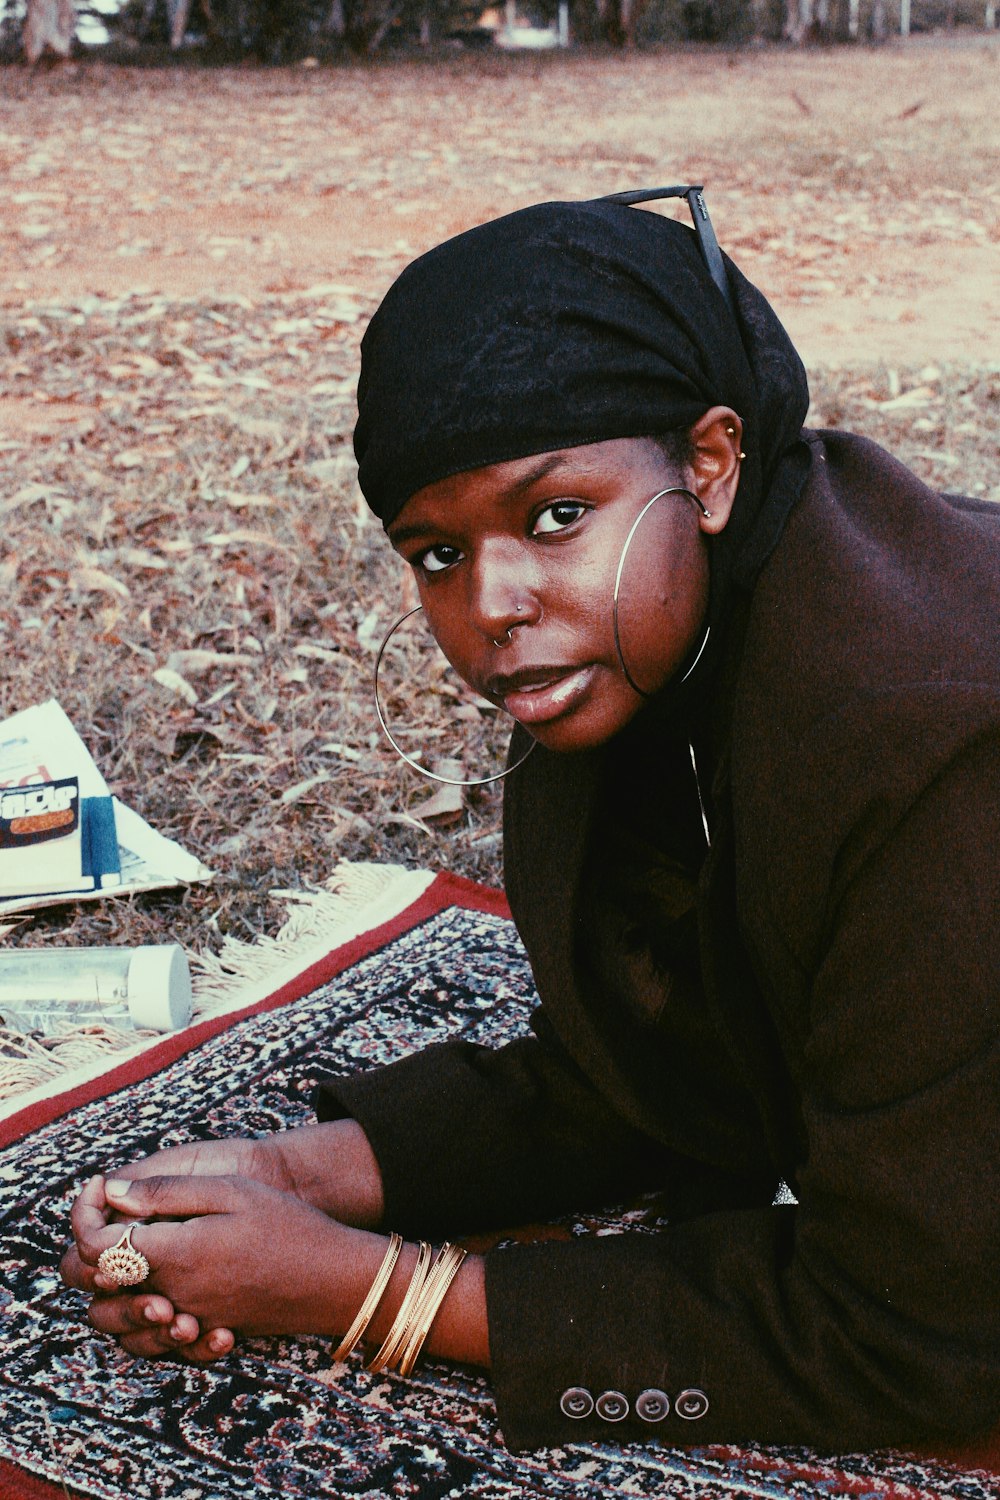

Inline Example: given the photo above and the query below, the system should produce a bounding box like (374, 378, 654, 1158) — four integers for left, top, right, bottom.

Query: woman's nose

(468, 543, 538, 643)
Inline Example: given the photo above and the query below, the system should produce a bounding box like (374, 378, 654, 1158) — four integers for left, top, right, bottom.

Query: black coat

(320, 433, 1000, 1454)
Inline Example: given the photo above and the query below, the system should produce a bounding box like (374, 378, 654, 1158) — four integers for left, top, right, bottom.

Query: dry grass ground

(0, 37, 998, 958)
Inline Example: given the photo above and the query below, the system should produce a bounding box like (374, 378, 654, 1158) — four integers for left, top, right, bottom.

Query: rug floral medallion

(0, 884, 993, 1499)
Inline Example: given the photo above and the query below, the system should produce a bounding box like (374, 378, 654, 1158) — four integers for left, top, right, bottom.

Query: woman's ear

(686, 406, 744, 536)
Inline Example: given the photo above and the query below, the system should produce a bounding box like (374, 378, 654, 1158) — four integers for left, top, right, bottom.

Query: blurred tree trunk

(784, 0, 813, 41)
(869, 0, 887, 39)
(590, 0, 647, 46)
(364, 0, 402, 50)
(23, 0, 75, 62)
(748, 0, 770, 36)
(822, 0, 852, 37)
(168, 0, 193, 46)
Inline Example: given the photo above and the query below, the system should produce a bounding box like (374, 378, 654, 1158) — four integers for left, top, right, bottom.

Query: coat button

(675, 1387, 709, 1420)
(559, 1386, 594, 1419)
(595, 1389, 629, 1422)
(635, 1388, 670, 1423)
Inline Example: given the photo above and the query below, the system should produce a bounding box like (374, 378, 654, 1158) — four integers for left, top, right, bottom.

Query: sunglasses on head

(601, 184, 735, 318)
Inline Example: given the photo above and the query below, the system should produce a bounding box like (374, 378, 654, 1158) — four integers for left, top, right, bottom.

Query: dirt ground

(0, 37, 997, 963)
(1, 35, 998, 368)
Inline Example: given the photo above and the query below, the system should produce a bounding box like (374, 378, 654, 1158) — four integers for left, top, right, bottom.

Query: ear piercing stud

(726, 425, 747, 460)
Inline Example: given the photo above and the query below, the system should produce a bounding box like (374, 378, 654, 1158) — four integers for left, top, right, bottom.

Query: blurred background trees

(3, 0, 995, 67)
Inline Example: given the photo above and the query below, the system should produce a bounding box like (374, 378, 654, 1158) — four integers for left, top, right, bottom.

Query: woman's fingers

(179, 1326, 236, 1364)
(69, 1174, 112, 1266)
(87, 1293, 236, 1363)
(60, 1242, 101, 1293)
(104, 1173, 249, 1222)
(65, 1173, 240, 1367)
(72, 1206, 154, 1281)
(72, 1175, 245, 1281)
(115, 1325, 236, 1364)
(69, 1171, 235, 1284)
(69, 1176, 270, 1312)
(66, 1174, 152, 1290)
(87, 1291, 176, 1338)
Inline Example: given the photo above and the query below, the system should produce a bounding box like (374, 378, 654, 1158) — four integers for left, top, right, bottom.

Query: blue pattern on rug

(0, 904, 993, 1499)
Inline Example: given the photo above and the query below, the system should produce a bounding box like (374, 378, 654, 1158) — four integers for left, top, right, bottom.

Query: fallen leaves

(152, 667, 199, 705)
(409, 773, 466, 829)
(0, 55, 996, 958)
(73, 565, 131, 597)
(863, 383, 940, 411)
(166, 650, 260, 674)
(3, 482, 74, 514)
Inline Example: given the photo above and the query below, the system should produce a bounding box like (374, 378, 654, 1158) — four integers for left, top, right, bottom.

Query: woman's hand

(60, 1120, 386, 1362)
(84, 1119, 384, 1226)
(60, 1174, 232, 1362)
(61, 1172, 388, 1358)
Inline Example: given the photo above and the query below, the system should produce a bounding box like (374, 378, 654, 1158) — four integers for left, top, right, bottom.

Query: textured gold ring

(96, 1223, 150, 1287)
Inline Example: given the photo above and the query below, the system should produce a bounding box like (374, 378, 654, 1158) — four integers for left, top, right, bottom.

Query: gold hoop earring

(373, 606, 536, 787)
(612, 488, 711, 699)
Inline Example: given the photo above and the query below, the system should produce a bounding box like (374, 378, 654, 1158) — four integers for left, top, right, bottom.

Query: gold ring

(96, 1222, 150, 1288)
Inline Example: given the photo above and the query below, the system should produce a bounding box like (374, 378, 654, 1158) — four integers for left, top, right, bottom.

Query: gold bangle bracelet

(396, 1242, 468, 1378)
(366, 1239, 432, 1374)
(332, 1231, 404, 1363)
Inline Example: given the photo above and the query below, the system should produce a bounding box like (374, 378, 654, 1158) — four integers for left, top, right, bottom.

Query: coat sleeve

(318, 716, 998, 1454)
(315, 1013, 694, 1236)
(484, 717, 1000, 1451)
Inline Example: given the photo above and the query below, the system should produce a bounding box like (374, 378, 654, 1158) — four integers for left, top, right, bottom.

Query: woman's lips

(495, 665, 596, 724)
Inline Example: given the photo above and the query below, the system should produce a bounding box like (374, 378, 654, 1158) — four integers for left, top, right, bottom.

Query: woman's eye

(532, 501, 586, 535)
(417, 544, 462, 574)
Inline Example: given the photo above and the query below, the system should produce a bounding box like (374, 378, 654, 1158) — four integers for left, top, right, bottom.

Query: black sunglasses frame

(600, 184, 736, 318)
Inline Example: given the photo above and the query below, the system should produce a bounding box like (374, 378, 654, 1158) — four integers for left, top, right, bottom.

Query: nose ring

(493, 602, 525, 649)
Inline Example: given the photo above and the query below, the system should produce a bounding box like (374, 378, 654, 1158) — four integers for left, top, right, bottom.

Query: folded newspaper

(0, 699, 213, 916)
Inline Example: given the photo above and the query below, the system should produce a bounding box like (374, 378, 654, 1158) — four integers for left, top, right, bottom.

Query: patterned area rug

(0, 872, 995, 1500)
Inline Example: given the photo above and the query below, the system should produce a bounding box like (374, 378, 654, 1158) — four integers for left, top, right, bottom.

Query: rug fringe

(0, 861, 433, 1114)
(0, 1025, 138, 1103)
(192, 861, 435, 1017)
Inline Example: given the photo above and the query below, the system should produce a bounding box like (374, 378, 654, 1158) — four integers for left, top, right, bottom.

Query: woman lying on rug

(63, 191, 999, 1457)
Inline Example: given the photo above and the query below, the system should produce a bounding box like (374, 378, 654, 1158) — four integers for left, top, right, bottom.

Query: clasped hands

(60, 1123, 386, 1364)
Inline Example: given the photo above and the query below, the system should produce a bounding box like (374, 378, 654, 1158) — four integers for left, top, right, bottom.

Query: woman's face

(387, 435, 726, 754)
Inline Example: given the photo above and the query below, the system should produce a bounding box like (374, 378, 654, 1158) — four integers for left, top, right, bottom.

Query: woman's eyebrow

(389, 455, 578, 547)
(501, 454, 574, 500)
(387, 520, 434, 549)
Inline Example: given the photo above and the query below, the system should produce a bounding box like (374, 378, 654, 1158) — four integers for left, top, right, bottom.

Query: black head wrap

(357, 204, 815, 1110)
(354, 198, 811, 603)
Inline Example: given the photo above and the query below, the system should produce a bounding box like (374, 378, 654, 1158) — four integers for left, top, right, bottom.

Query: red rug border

(0, 1462, 66, 1500)
(0, 871, 508, 1152)
(0, 872, 507, 1500)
